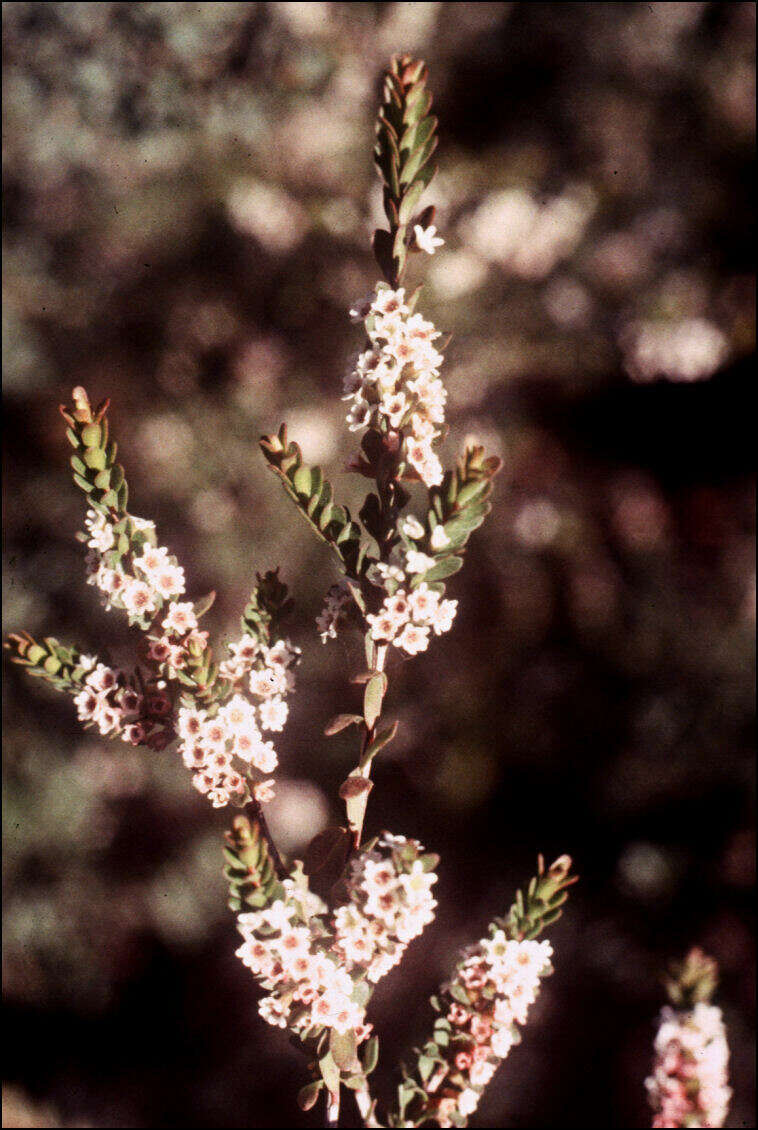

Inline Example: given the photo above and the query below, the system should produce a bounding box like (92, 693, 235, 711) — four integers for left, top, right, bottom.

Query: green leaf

(362, 1035, 379, 1075)
(420, 556, 463, 583)
(417, 1054, 435, 1083)
(324, 713, 364, 736)
(292, 464, 311, 496)
(330, 1028, 358, 1072)
(83, 446, 107, 471)
(193, 591, 216, 619)
(401, 114, 437, 157)
(401, 135, 438, 187)
(419, 852, 440, 872)
(403, 85, 432, 126)
(398, 180, 425, 225)
(339, 773, 373, 832)
(319, 1051, 341, 1095)
(360, 719, 398, 769)
(449, 982, 470, 1006)
(297, 1080, 323, 1111)
(363, 673, 386, 729)
(455, 479, 490, 507)
(80, 423, 102, 447)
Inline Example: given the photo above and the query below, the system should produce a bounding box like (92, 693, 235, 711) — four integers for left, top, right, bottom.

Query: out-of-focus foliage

(3, 3, 754, 1127)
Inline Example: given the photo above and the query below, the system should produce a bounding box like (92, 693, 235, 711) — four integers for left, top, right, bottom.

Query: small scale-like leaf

(80, 423, 102, 447)
(292, 464, 311, 496)
(417, 1055, 435, 1083)
(449, 982, 470, 1006)
(403, 85, 432, 126)
(401, 135, 438, 187)
(398, 180, 425, 225)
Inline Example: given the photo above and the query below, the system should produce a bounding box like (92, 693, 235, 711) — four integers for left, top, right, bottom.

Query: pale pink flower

(253, 778, 276, 804)
(162, 601, 198, 636)
(394, 622, 430, 655)
(123, 578, 158, 617)
(258, 696, 288, 732)
(85, 663, 119, 693)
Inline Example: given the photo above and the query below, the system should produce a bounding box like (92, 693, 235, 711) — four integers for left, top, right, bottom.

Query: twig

(325, 1088, 340, 1127)
(355, 1079, 381, 1127)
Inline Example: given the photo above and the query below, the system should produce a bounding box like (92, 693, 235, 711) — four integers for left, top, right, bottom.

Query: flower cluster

(365, 543, 458, 655)
(234, 834, 436, 1048)
(345, 284, 447, 488)
(417, 933, 554, 1126)
(333, 833, 438, 983)
(83, 508, 187, 624)
(176, 636, 300, 808)
(235, 878, 372, 1041)
(73, 660, 173, 750)
(646, 1002, 731, 1128)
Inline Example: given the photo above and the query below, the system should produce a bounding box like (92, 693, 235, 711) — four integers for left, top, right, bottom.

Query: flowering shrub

(646, 949, 731, 1129)
(5, 53, 586, 1127)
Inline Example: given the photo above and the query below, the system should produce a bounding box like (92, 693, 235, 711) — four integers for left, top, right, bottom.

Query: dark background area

(3, 3, 755, 1127)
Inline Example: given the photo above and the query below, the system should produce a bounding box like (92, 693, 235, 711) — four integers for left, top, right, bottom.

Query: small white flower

(346, 399, 372, 433)
(430, 598, 458, 635)
(367, 611, 399, 643)
(370, 286, 407, 318)
(430, 525, 451, 550)
(258, 696, 288, 732)
(407, 582, 439, 623)
(394, 622, 430, 655)
(219, 694, 258, 735)
(349, 294, 374, 322)
(405, 549, 436, 575)
(457, 1088, 480, 1117)
(150, 561, 186, 599)
(250, 737, 278, 774)
(414, 224, 445, 255)
(253, 778, 276, 804)
(85, 663, 119, 693)
(123, 578, 158, 617)
(162, 601, 198, 636)
(401, 515, 425, 540)
(249, 666, 288, 698)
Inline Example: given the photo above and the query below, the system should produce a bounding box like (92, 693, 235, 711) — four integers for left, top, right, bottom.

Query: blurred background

(2, 3, 755, 1127)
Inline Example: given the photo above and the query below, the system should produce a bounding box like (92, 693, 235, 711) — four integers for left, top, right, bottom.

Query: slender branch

(355, 1079, 381, 1127)
(325, 1088, 340, 1127)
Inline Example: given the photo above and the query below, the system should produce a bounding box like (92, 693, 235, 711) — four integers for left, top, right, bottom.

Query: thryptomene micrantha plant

(7, 54, 582, 1128)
